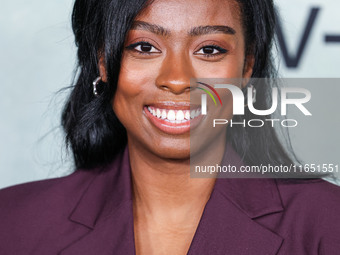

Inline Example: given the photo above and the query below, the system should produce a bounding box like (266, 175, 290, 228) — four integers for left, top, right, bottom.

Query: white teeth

(185, 111, 190, 120)
(190, 109, 201, 119)
(176, 110, 184, 121)
(146, 106, 201, 122)
(167, 110, 176, 121)
(156, 108, 161, 118)
(161, 110, 167, 119)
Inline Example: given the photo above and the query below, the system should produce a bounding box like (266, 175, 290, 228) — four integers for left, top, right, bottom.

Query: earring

(93, 76, 101, 97)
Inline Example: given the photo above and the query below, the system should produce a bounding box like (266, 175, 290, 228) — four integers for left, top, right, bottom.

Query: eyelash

(125, 41, 228, 57)
(125, 41, 160, 55)
(195, 44, 228, 58)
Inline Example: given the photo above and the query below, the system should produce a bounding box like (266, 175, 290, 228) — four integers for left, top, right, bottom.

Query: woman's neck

(129, 140, 216, 217)
(127, 133, 226, 254)
(127, 128, 227, 215)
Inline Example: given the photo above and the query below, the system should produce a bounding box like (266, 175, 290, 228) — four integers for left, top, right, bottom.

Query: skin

(100, 0, 254, 254)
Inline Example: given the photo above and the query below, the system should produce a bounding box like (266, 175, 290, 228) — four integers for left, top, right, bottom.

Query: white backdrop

(275, 0, 340, 184)
(1, 0, 339, 189)
(276, 0, 340, 77)
(0, 0, 76, 188)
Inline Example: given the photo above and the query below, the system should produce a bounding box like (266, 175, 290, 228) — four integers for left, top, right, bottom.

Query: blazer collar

(187, 181, 284, 254)
(214, 143, 284, 219)
(61, 147, 136, 254)
(62, 145, 284, 255)
(69, 146, 133, 229)
(187, 144, 284, 254)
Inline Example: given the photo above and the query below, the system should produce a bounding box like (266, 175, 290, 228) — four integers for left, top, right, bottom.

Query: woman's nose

(155, 53, 194, 94)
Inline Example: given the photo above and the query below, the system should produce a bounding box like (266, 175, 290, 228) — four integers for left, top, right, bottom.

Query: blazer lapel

(188, 143, 285, 254)
(60, 147, 136, 255)
(61, 144, 285, 255)
(187, 178, 284, 255)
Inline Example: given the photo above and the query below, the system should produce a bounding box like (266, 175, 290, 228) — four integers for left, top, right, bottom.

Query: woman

(1, 0, 340, 254)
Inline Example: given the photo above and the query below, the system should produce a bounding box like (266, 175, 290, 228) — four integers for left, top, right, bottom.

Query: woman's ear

(242, 54, 255, 88)
(99, 56, 108, 82)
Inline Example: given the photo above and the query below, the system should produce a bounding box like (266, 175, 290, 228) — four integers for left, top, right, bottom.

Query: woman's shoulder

(0, 149, 129, 254)
(276, 178, 340, 205)
(273, 178, 340, 253)
(0, 169, 106, 254)
(0, 148, 128, 213)
(0, 169, 98, 219)
(0, 148, 127, 222)
(276, 178, 340, 232)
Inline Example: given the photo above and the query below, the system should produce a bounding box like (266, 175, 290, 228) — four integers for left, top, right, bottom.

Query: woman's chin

(149, 145, 191, 161)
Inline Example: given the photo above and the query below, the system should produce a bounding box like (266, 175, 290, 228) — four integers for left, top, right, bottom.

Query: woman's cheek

(118, 56, 160, 96)
(113, 57, 158, 128)
(118, 64, 146, 95)
(192, 58, 245, 79)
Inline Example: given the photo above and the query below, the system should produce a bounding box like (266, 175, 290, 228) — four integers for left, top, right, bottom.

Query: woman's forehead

(137, 0, 242, 33)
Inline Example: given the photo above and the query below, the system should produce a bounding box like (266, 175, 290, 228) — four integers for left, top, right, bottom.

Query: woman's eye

(195, 45, 227, 56)
(126, 42, 161, 54)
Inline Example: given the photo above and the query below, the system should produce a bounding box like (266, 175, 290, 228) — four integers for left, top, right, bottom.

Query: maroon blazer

(1, 146, 340, 255)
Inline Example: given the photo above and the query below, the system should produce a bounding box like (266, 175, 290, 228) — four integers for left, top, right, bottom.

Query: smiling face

(104, 0, 254, 160)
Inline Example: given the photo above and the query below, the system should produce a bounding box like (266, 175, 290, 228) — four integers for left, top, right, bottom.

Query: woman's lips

(143, 105, 203, 135)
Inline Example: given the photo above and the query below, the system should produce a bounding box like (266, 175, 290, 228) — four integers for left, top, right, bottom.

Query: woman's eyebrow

(131, 21, 170, 37)
(131, 21, 236, 37)
(189, 25, 236, 36)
